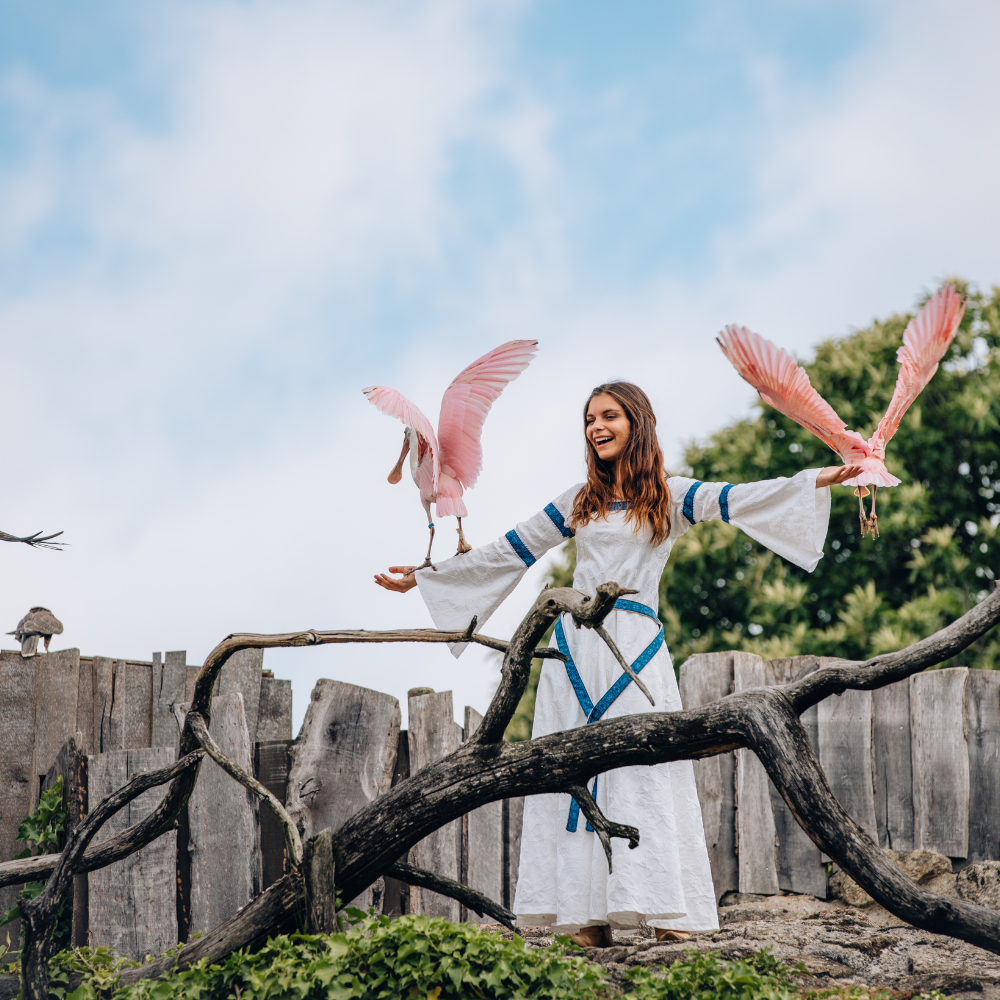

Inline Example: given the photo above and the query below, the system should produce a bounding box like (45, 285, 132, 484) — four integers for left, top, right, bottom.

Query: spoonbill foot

(404, 557, 436, 576)
(455, 517, 472, 555)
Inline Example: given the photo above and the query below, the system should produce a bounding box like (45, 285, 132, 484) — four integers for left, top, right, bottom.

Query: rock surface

(829, 849, 955, 907)
(958, 863, 1000, 910)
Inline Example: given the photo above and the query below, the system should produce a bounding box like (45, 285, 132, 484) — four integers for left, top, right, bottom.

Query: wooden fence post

(873, 677, 915, 851)
(214, 649, 264, 744)
(733, 652, 779, 894)
(88, 747, 177, 960)
(966, 670, 1000, 866)
(382, 730, 412, 918)
(186, 693, 261, 937)
(256, 677, 293, 742)
(503, 796, 524, 914)
(31, 649, 81, 810)
(911, 668, 970, 859)
(407, 690, 462, 919)
(461, 707, 502, 922)
(254, 741, 293, 890)
(108, 661, 153, 753)
(152, 651, 188, 755)
(679, 651, 737, 901)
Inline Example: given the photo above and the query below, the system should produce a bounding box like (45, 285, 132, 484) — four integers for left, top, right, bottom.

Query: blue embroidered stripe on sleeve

(719, 483, 735, 523)
(544, 503, 574, 538)
(505, 529, 536, 567)
(682, 481, 704, 524)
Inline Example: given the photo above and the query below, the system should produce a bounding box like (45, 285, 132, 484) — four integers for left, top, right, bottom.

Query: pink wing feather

(869, 285, 965, 454)
(437, 339, 539, 488)
(716, 325, 870, 463)
(362, 385, 440, 491)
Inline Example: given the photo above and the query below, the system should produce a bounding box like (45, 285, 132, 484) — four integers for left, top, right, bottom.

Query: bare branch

(565, 783, 640, 872)
(592, 624, 654, 706)
(187, 711, 303, 867)
(387, 862, 517, 931)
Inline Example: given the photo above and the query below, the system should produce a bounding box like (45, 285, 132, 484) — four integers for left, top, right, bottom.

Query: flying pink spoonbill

(363, 339, 539, 572)
(716, 285, 966, 539)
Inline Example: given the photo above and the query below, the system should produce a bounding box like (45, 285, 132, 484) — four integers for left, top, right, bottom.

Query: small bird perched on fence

(364, 339, 539, 571)
(0, 529, 63, 549)
(8, 607, 64, 657)
(716, 285, 965, 539)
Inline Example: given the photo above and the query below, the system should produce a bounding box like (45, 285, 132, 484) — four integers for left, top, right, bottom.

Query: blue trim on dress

(682, 481, 704, 524)
(544, 503, 574, 538)
(608, 500, 631, 512)
(719, 483, 735, 523)
(505, 530, 536, 567)
(556, 597, 664, 832)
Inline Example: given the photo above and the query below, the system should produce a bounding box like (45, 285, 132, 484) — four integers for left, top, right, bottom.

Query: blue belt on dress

(554, 598, 664, 832)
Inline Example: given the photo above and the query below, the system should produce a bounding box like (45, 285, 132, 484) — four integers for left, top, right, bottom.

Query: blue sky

(1, 0, 997, 729)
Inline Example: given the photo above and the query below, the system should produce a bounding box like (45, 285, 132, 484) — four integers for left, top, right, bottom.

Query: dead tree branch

(565, 784, 640, 871)
(187, 711, 303, 867)
(387, 862, 516, 930)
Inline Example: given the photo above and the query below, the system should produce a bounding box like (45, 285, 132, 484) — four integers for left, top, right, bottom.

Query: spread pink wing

(437, 339, 539, 488)
(717, 325, 870, 463)
(869, 285, 965, 454)
(362, 385, 439, 491)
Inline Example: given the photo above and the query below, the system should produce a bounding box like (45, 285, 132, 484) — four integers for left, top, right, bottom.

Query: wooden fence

(0, 648, 522, 959)
(680, 653, 1000, 900)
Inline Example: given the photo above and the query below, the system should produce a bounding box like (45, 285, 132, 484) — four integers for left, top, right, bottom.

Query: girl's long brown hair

(571, 381, 672, 545)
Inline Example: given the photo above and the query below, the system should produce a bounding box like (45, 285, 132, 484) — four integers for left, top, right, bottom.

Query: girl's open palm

(374, 566, 418, 593)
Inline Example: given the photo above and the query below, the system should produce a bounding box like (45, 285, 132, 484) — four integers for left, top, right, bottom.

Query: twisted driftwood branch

(566, 783, 640, 871)
(19, 752, 204, 1000)
(386, 862, 517, 930)
(187, 711, 303, 867)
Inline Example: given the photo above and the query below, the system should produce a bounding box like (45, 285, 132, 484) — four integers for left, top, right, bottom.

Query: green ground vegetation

(507, 280, 1000, 740)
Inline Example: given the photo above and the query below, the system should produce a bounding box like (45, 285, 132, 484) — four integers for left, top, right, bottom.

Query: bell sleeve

(668, 469, 831, 572)
(415, 483, 583, 657)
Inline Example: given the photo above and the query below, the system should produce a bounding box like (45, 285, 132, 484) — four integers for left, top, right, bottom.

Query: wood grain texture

(733, 652, 779, 894)
(256, 678, 292, 742)
(285, 680, 400, 842)
(872, 678, 914, 851)
(817, 667, 877, 860)
(254, 741, 292, 890)
(303, 828, 336, 932)
(763, 656, 825, 898)
(185, 666, 200, 704)
(31, 650, 80, 808)
(0, 651, 37, 949)
(462, 707, 502, 922)
(152, 652, 188, 754)
(92, 658, 116, 753)
(408, 690, 462, 918)
(187, 693, 260, 936)
(503, 795, 524, 913)
(965, 670, 1000, 866)
(108, 661, 153, 752)
(911, 667, 969, 858)
(88, 748, 177, 960)
(679, 651, 737, 901)
(381, 730, 411, 918)
(76, 659, 94, 753)
(214, 649, 263, 748)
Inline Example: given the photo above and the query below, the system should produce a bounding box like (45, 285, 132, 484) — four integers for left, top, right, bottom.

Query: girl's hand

(816, 464, 863, 488)
(374, 566, 418, 593)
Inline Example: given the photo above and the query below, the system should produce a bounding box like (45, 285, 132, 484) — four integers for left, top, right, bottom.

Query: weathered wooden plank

(911, 668, 970, 858)
(256, 678, 293, 742)
(108, 661, 153, 751)
(0, 651, 37, 950)
(152, 651, 188, 754)
(503, 795, 524, 913)
(92, 657, 116, 753)
(733, 652, 779, 894)
(817, 662, 877, 860)
(382, 730, 411, 918)
(679, 651, 737, 901)
(873, 679, 914, 850)
(76, 657, 95, 753)
(408, 689, 462, 918)
(185, 665, 200, 704)
(285, 680, 400, 841)
(966, 670, 1000, 865)
(187, 693, 261, 936)
(254, 740, 292, 890)
(88, 747, 177, 960)
(31, 649, 80, 807)
(763, 656, 826, 898)
(42, 737, 88, 947)
(462, 707, 502, 922)
(214, 649, 264, 748)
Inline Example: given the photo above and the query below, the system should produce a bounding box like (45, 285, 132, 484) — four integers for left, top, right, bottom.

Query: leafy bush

(112, 914, 606, 1000)
(621, 949, 801, 1000)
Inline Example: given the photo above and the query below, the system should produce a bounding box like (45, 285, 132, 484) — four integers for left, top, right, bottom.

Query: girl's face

(586, 393, 631, 463)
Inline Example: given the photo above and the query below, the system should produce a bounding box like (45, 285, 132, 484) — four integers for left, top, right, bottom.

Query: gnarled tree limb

(386, 862, 517, 931)
(565, 783, 640, 871)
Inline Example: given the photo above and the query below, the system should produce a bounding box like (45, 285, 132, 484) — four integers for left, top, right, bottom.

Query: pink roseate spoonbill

(716, 285, 966, 539)
(363, 339, 539, 571)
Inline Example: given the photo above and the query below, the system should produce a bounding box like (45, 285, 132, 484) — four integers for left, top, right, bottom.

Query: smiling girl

(376, 381, 858, 946)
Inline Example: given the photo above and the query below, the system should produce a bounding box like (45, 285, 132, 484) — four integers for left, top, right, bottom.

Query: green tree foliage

(508, 281, 1000, 738)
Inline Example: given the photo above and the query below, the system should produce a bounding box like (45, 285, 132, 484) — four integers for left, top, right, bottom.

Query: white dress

(416, 470, 831, 932)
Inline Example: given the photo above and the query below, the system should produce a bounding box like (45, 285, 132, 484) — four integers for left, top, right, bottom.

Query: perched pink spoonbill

(363, 339, 538, 571)
(716, 285, 965, 539)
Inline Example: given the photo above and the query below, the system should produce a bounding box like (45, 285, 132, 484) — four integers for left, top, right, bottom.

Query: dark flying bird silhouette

(8, 606, 64, 657)
(0, 529, 64, 550)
